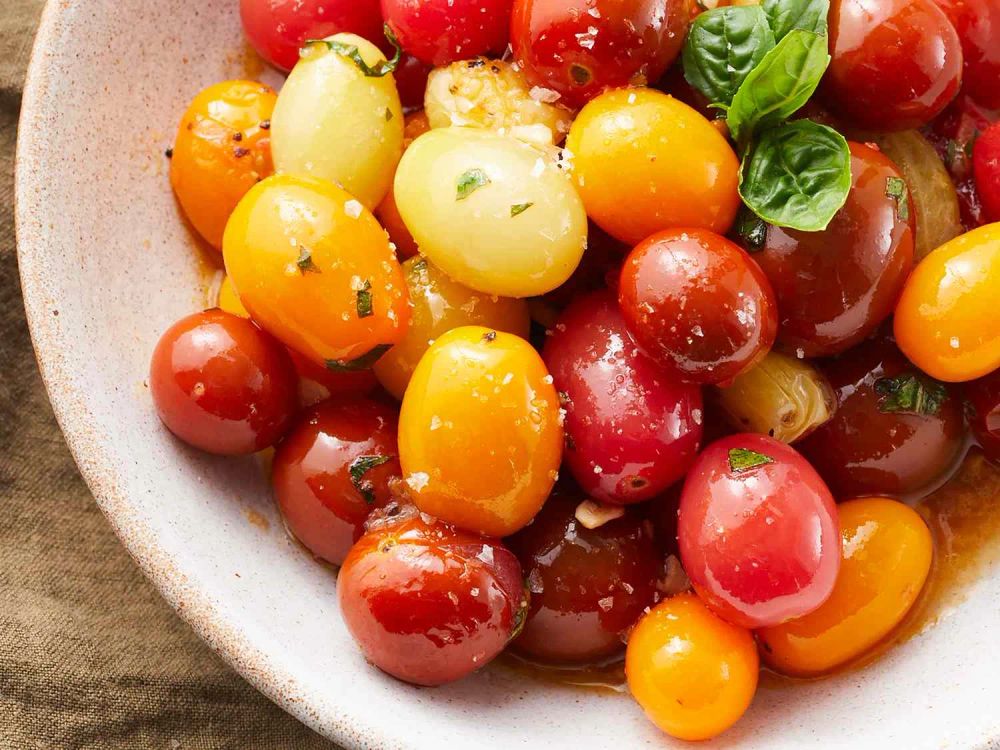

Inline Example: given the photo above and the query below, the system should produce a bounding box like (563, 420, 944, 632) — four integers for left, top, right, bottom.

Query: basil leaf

(727, 29, 830, 143)
(349, 454, 395, 504)
(456, 168, 490, 200)
(874, 373, 948, 416)
(682, 6, 776, 107)
(885, 176, 911, 222)
(326, 344, 392, 371)
(295, 247, 320, 274)
(303, 23, 402, 77)
(762, 0, 830, 41)
(739, 119, 851, 231)
(728, 448, 774, 473)
(356, 279, 373, 318)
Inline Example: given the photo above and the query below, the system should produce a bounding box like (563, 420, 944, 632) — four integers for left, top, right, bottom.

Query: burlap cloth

(1, 4, 337, 748)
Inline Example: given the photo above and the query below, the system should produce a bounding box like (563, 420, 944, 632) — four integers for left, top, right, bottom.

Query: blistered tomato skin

(933, 0, 1000, 109)
(757, 498, 933, 676)
(626, 593, 759, 742)
(511, 0, 691, 110)
(272, 399, 400, 566)
(398, 327, 563, 537)
(381, 0, 514, 66)
(169, 81, 275, 250)
(967, 370, 1000, 461)
(619, 229, 778, 386)
(543, 291, 703, 504)
(223, 174, 410, 369)
(566, 89, 740, 246)
(678, 434, 841, 630)
(149, 310, 297, 455)
(823, 0, 964, 132)
(894, 223, 1000, 382)
(755, 143, 916, 358)
(338, 511, 525, 686)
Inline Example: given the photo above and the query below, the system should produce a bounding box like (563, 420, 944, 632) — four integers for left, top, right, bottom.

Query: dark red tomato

(240, 0, 385, 72)
(934, 0, 1000, 109)
(541, 223, 626, 312)
(338, 509, 524, 686)
(973, 121, 1000, 222)
(655, 62, 713, 120)
(927, 93, 995, 183)
(677, 433, 841, 629)
(823, 0, 963, 131)
(149, 309, 297, 455)
(753, 143, 915, 358)
(394, 53, 433, 111)
(798, 337, 966, 498)
(618, 228, 778, 386)
(511, 0, 692, 109)
(287, 347, 377, 409)
(381, 0, 514, 66)
(544, 291, 703, 504)
(506, 488, 659, 664)
(966, 370, 1000, 461)
(272, 398, 400, 566)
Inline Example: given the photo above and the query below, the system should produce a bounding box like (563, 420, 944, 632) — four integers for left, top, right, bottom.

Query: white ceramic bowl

(15, 1, 1000, 747)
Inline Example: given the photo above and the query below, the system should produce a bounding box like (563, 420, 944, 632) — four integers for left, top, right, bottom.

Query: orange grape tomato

(222, 173, 411, 369)
(756, 497, 933, 677)
(565, 88, 741, 245)
(626, 593, 759, 742)
(217, 275, 249, 318)
(894, 223, 1000, 382)
(398, 326, 562, 537)
(170, 80, 276, 250)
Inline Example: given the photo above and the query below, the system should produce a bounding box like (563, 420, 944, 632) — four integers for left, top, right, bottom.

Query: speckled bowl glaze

(14, 1, 1000, 748)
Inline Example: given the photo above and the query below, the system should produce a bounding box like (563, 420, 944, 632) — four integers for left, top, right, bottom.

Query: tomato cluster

(150, 0, 1000, 742)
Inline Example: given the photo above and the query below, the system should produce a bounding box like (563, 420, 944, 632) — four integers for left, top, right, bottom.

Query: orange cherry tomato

(376, 112, 431, 260)
(894, 223, 1000, 382)
(757, 498, 933, 676)
(626, 593, 759, 742)
(170, 80, 276, 250)
(398, 326, 562, 537)
(223, 174, 410, 370)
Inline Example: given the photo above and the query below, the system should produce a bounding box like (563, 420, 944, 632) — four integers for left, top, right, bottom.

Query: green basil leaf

(739, 119, 851, 231)
(874, 373, 948, 416)
(303, 23, 402, 77)
(726, 29, 830, 143)
(728, 448, 774, 473)
(682, 6, 776, 107)
(349, 454, 395, 504)
(762, 0, 830, 41)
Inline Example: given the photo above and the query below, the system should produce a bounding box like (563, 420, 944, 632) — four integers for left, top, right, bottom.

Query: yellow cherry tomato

(374, 258, 531, 400)
(626, 593, 759, 742)
(757, 497, 932, 676)
(223, 173, 410, 368)
(170, 80, 276, 249)
(566, 88, 741, 246)
(398, 326, 562, 537)
(270, 34, 404, 210)
(217, 275, 249, 318)
(895, 223, 1000, 382)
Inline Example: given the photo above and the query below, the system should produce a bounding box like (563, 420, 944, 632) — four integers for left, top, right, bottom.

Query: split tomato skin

(381, 0, 515, 66)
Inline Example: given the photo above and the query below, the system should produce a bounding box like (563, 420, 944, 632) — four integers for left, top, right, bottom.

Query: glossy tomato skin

(544, 291, 703, 504)
(393, 54, 433, 111)
(798, 338, 966, 497)
(511, 0, 692, 109)
(973, 122, 1000, 223)
(934, 0, 1000, 109)
(506, 488, 659, 664)
(823, 0, 963, 131)
(619, 228, 778, 386)
(150, 309, 298, 455)
(754, 143, 916, 358)
(381, 0, 514, 66)
(338, 510, 524, 686)
(965, 370, 1000, 460)
(678, 434, 841, 629)
(272, 398, 400, 566)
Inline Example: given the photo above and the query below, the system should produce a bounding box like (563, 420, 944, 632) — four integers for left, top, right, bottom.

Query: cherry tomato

(933, 0, 1000, 109)
(823, 0, 964, 131)
(539, 223, 626, 312)
(966, 370, 1000, 461)
(619, 228, 778, 386)
(381, 0, 514, 66)
(223, 174, 410, 369)
(678, 434, 841, 629)
(217, 275, 250, 319)
(798, 337, 966, 497)
(398, 326, 563, 537)
(394, 54, 433, 111)
(626, 593, 758, 742)
(753, 142, 916, 358)
(973, 122, 1000, 223)
(566, 89, 741, 245)
(338, 509, 525, 686)
(543, 290, 703, 504)
(239, 0, 385, 72)
(757, 498, 932, 676)
(511, 0, 691, 110)
(506, 487, 659, 664)
(150, 309, 297, 455)
(894, 223, 1000, 382)
(169, 80, 275, 250)
(375, 112, 431, 261)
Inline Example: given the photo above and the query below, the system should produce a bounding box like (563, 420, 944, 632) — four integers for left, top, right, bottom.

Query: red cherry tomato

(272, 398, 400, 566)
(618, 228, 778, 386)
(973, 121, 1000, 223)
(240, 0, 385, 72)
(393, 53, 433, 111)
(381, 0, 514, 66)
(286, 347, 377, 408)
(678, 434, 841, 629)
(934, 0, 1000, 109)
(511, 0, 691, 109)
(338, 509, 525, 686)
(544, 290, 703, 504)
(149, 309, 297, 455)
(966, 370, 1000, 461)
